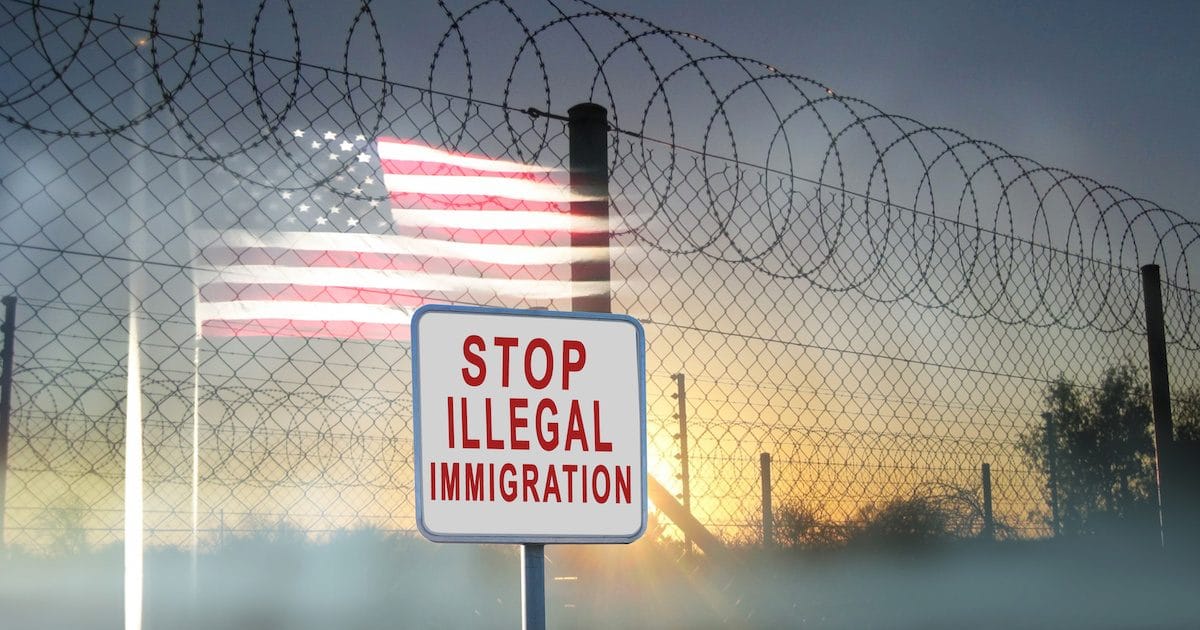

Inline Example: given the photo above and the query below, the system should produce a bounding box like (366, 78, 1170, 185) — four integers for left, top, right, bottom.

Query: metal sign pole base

(522, 543, 546, 630)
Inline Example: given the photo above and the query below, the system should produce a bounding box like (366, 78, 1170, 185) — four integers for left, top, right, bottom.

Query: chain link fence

(1, 0, 1197, 552)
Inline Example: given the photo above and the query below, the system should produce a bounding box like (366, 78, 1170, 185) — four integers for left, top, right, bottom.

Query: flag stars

(315, 216, 328, 225)
(339, 140, 354, 152)
(363, 176, 375, 185)
(298, 203, 311, 212)
(350, 187, 363, 195)
(357, 152, 372, 163)
(347, 217, 359, 227)
(311, 140, 322, 149)
(281, 191, 292, 200)
(328, 153, 340, 160)
(354, 134, 365, 142)
(368, 200, 380, 208)
(330, 206, 341, 214)
(292, 129, 305, 138)
(323, 131, 337, 140)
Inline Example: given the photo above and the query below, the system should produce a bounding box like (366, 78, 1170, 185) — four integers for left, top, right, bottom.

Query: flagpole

(123, 37, 153, 630)
(123, 297, 144, 630)
(190, 234, 201, 621)
(170, 98, 201, 623)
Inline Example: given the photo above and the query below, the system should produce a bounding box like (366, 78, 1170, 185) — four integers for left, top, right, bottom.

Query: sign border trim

(411, 303, 649, 544)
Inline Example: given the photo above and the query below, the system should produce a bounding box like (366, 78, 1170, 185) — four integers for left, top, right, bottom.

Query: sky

(593, 0, 1200, 219)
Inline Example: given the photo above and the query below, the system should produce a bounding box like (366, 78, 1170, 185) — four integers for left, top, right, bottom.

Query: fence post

(981, 463, 993, 541)
(1046, 414, 1060, 537)
(672, 372, 691, 553)
(1141, 264, 1173, 548)
(0, 295, 15, 546)
(645, 476, 730, 562)
(761, 453, 773, 549)
(569, 102, 610, 315)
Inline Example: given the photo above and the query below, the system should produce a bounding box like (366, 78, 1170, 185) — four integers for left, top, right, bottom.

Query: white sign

(411, 304, 647, 543)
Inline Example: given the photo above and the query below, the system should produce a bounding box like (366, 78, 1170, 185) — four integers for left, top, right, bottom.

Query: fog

(4, 527, 1199, 629)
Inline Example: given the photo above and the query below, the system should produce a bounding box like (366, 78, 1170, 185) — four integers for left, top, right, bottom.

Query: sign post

(411, 304, 647, 627)
(522, 543, 546, 630)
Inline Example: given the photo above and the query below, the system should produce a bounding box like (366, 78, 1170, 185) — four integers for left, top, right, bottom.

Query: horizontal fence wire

(0, 0, 1197, 552)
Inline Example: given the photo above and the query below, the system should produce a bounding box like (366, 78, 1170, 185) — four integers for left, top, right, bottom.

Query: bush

(773, 500, 841, 549)
(846, 483, 1012, 548)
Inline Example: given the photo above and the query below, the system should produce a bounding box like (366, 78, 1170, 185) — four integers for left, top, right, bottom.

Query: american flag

(195, 131, 608, 341)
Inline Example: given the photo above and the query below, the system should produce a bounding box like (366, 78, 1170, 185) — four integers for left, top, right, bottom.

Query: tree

(34, 493, 89, 556)
(1175, 389, 1200, 442)
(1020, 365, 1155, 536)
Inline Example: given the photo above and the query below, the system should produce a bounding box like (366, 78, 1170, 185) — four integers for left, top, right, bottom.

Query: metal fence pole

(1046, 414, 1060, 537)
(981, 463, 993, 541)
(569, 102, 610, 315)
(1141, 264, 1174, 548)
(761, 452, 773, 549)
(672, 372, 691, 553)
(0, 295, 15, 545)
